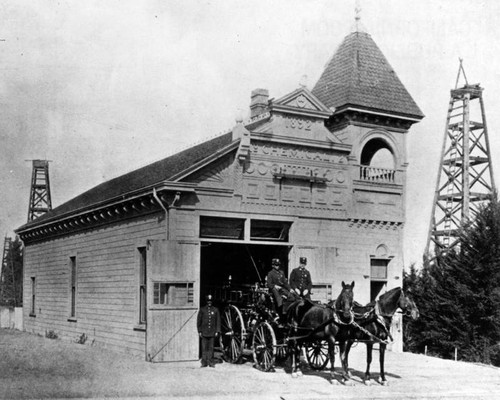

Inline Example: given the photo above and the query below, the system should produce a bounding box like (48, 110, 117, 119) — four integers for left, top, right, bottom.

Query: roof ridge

(106, 129, 234, 182)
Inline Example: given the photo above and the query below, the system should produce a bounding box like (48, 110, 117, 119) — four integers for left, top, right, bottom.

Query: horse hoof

(364, 380, 371, 386)
(297, 371, 303, 377)
(342, 378, 353, 386)
(292, 372, 298, 378)
(330, 379, 339, 385)
(377, 378, 388, 386)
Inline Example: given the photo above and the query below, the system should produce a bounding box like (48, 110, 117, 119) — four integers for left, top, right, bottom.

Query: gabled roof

(312, 31, 424, 120)
(271, 87, 333, 118)
(18, 132, 235, 230)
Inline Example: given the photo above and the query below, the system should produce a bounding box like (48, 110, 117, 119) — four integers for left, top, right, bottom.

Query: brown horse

(343, 287, 419, 385)
(288, 281, 355, 382)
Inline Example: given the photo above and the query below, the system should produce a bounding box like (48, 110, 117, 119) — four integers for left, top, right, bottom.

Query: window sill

(67, 317, 77, 323)
(133, 324, 146, 332)
(149, 305, 197, 311)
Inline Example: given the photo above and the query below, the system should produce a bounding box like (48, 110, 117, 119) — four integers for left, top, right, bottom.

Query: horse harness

(352, 301, 393, 345)
(286, 299, 355, 341)
(286, 297, 394, 345)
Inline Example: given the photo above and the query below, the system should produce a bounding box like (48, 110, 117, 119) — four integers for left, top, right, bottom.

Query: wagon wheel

(275, 340, 289, 361)
(252, 321, 276, 372)
(220, 305, 245, 363)
(305, 340, 329, 370)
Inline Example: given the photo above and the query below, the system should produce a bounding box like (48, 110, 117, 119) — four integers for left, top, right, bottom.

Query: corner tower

(312, 27, 423, 300)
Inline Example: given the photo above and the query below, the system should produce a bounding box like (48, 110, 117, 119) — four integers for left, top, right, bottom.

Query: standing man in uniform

(197, 294, 221, 368)
(290, 257, 312, 300)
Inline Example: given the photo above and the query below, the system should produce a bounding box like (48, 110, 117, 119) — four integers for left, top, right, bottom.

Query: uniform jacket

(289, 266, 312, 292)
(197, 305, 221, 337)
(266, 268, 291, 291)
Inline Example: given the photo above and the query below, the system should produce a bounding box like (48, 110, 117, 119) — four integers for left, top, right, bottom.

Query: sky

(1, 0, 500, 268)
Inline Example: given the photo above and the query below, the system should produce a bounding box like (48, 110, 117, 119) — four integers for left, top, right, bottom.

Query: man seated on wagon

(266, 258, 298, 325)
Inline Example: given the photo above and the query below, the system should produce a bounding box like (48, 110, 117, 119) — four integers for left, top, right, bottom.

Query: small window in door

(153, 282, 194, 306)
(311, 283, 333, 303)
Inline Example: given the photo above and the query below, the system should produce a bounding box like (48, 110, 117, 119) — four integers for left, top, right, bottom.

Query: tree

(404, 200, 500, 366)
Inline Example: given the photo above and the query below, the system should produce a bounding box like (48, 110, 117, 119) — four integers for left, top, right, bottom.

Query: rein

(351, 298, 394, 343)
(350, 319, 391, 345)
(288, 300, 355, 341)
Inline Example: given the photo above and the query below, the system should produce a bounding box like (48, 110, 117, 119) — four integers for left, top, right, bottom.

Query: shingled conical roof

(312, 31, 424, 119)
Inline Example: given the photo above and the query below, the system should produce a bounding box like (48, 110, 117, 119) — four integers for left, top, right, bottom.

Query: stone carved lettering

(284, 116, 312, 130)
(251, 143, 344, 164)
(244, 161, 346, 184)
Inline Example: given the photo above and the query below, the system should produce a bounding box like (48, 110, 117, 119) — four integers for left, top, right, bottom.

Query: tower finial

(351, 0, 366, 33)
(355, 0, 361, 25)
(455, 58, 469, 89)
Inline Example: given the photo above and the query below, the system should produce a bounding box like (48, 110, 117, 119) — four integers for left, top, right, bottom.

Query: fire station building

(16, 28, 423, 361)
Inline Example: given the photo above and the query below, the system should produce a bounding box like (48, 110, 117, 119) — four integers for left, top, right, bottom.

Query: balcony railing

(359, 165, 396, 184)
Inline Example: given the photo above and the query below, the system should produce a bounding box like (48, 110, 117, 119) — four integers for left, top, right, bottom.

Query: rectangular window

(200, 216, 245, 240)
(70, 256, 77, 318)
(311, 283, 333, 303)
(138, 247, 147, 324)
(250, 219, 291, 241)
(370, 259, 388, 280)
(30, 277, 36, 316)
(153, 282, 194, 306)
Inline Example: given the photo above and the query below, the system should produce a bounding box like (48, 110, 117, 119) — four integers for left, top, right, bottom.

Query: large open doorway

(200, 242, 291, 304)
(199, 242, 290, 362)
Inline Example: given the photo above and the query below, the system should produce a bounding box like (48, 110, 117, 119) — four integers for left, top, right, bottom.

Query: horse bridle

(330, 298, 355, 325)
(397, 290, 415, 317)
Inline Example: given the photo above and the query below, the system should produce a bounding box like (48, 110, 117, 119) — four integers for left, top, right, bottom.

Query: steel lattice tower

(27, 160, 52, 222)
(0, 237, 14, 305)
(426, 61, 496, 258)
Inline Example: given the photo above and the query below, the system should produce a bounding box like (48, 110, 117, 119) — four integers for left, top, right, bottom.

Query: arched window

(359, 138, 396, 182)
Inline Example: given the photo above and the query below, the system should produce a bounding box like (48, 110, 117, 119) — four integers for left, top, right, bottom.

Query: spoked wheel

(252, 321, 276, 372)
(305, 340, 330, 370)
(220, 305, 245, 363)
(275, 340, 289, 362)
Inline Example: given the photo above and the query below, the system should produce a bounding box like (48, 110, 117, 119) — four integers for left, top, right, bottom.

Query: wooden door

(294, 245, 338, 303)
(146, 239, 200, 362)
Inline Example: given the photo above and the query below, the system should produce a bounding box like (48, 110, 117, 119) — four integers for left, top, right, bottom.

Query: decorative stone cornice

(327, 109, 414, 132)
(348, 219, 402, 230)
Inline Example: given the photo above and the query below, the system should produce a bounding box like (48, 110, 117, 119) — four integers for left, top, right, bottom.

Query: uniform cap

(206, 294, 213, 301)
(300, 257, 307, 264)
(272, 258, 281, 266)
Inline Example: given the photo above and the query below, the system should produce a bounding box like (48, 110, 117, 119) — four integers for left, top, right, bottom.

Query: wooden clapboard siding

(23, 213, 166, 359)
(292, 218, 403, 304)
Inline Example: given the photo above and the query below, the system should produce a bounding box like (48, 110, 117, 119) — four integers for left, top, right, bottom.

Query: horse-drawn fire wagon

(209, 280, 348, 373)
(208, 278, 419, 385)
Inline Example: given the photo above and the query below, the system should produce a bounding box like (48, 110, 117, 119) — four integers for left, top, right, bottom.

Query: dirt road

(0, 328, 499, 399)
